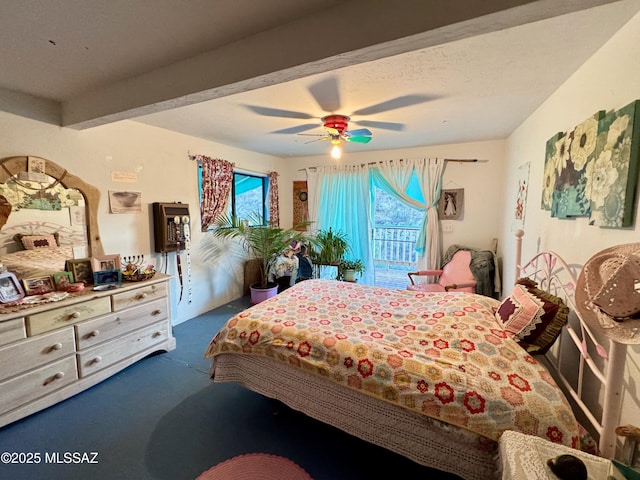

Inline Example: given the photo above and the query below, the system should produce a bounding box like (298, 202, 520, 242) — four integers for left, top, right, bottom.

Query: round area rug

(196, 453, 313, 480)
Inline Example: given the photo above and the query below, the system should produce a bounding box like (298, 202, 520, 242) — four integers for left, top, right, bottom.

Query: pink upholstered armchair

(407, 250, 477, 293)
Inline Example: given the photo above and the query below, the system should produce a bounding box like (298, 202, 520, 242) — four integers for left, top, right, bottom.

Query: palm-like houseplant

(309, 228, 350, 279)
(211, 213, 310, 296)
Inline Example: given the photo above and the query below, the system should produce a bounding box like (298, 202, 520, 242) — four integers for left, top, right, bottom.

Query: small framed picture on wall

(438, 188, 464, 220)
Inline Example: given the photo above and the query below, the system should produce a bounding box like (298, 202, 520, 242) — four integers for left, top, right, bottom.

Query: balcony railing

(372, 226, 419, 289)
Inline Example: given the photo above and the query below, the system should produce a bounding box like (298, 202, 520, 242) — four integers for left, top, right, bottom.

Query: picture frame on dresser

(22, 276, 54, 295)
(52, 271, 73, 291)
(92, 254, 121, 272)
(93, 269, 122, 288)
(0, 271, 25, 303)
(66, 258, 93, 284)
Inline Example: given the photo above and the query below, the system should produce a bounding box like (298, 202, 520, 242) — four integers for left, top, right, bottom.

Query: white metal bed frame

(514, 229, 625, 458)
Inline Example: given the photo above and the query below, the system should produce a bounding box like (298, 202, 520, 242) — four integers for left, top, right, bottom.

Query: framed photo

(92, 254, 121, 272)
(28, 156, 46, 175)
(438, 188, 464, 220)
(66, 258, 94, 284)
(0, 272, 25, 303)
(52, 271, 74, 291)
(93, 270, 122, 289)
(23, 276, 54, 295)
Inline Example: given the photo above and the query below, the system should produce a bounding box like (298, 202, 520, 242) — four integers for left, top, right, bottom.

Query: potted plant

(309, 228, 350, 279)
(339, 258, 365, 282)
(210, 213, 309, 303)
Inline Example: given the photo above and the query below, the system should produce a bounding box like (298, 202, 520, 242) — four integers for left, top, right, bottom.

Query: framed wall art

(542, 99, 640, 228)
(293, 180, 309, 230)
(0, 271, 25, 303)
(438, 188, 464, 220)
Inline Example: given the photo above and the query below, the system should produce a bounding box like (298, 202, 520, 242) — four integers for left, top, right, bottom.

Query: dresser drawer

(0, 327, 75, 382)
(77, 321, 169, 377)
(112, 282, 167, 312)
(0, 356, 78, 415)
(76, 297, 168, 350)
(26, 297, 111, 336)
(0, 318, 26, 347)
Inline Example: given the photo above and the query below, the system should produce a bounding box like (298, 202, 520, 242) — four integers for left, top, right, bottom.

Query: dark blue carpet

(0, 297, 461, 480)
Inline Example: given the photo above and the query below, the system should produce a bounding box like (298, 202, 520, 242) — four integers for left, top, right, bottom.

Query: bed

(204, 231, 627, 480)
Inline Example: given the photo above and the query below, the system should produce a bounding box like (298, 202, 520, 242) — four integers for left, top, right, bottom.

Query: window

(232, 172, 268, 223)
(199, 166, 269, 226)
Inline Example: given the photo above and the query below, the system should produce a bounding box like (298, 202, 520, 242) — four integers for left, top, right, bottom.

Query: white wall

(0, 112, 284, 325)
(501, 11, 640, 430)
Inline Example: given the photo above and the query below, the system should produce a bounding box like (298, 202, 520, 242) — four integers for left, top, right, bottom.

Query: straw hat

(575, 243, 640, 344)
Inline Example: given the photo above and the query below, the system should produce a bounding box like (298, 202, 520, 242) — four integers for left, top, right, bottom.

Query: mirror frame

(0, 156, 104, 257)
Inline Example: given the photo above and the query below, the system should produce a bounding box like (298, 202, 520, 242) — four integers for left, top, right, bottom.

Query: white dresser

(0, 274, 175, 428)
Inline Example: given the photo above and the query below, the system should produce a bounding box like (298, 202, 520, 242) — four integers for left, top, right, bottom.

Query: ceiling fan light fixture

(330, 144, 342, 160)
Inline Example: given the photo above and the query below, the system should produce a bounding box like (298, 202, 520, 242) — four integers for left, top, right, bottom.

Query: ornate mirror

(0, 156, 103, 258)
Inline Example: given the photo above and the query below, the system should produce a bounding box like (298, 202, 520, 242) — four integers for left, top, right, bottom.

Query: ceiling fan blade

(355, 120, 406, 132)
(307, 76, 340, 113)
(345, 136, 372, 144)
(351, 94, 435, 116)
(345, 128, 372, 137)
(324, 126, 340, 136)
(244, 104, 314, 119)
(303, 136, 329, 144)
(270, 124, 319, 134)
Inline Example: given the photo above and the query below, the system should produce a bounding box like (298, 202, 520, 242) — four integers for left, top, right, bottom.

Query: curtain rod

(188, 152, 268, 177)
(297, 158, 478, 172)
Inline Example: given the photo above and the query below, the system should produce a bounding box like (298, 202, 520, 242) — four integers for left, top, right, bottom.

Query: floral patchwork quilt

(205, 279, 580, 447)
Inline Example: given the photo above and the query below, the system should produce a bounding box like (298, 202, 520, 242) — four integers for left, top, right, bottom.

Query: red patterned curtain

(267, 171, 279, 226)
(196, 155, 234, 231)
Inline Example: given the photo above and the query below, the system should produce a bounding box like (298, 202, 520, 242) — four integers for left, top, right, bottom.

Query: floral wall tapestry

(541, 99, 640, 228)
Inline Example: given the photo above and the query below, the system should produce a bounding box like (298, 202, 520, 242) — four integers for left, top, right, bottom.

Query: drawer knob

(52, 343, 63, 351)
(152, 332, 162, 338)
(152, 309, 161, 316)
(54, 372, 65, 379)
(92, 356, 102, 364)
(138, 292, 148, 300)
(70, 311, 81, 319)
(90, 330, 100, 337)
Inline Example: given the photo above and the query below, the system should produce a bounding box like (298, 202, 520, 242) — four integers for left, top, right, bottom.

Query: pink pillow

(496, 278, 569, 354)
(20, 234, 58, 250)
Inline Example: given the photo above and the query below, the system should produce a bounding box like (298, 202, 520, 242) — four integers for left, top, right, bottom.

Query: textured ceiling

(2, 0, 639, 158)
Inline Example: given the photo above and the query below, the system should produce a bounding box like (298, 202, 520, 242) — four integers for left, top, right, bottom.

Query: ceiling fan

(299, 114, 372, 159)
(243, 75, 437, 157)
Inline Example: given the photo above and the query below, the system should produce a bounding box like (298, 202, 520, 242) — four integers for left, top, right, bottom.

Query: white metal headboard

(514, 230, 626, 458)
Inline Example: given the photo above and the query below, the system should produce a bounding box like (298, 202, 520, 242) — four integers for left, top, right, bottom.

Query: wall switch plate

(443, 223, 453, 232)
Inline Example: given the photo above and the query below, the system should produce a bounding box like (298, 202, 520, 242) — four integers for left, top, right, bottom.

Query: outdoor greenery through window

(372, 185, 424, 287)
(232, 172, 268, 225)
(198, 168, 269, 228)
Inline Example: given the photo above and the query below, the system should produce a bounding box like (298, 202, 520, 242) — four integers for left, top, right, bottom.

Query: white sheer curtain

(376, 158, 444, 270)
(419, 158, 445, 270)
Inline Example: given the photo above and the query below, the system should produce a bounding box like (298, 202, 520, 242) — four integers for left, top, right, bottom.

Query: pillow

(13, 233, 59, 250)
(496, 277, 569, 354)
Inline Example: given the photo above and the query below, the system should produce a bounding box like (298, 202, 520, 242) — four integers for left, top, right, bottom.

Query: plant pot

(343, 269, 357, 282)
(250, 283, 279, 304)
